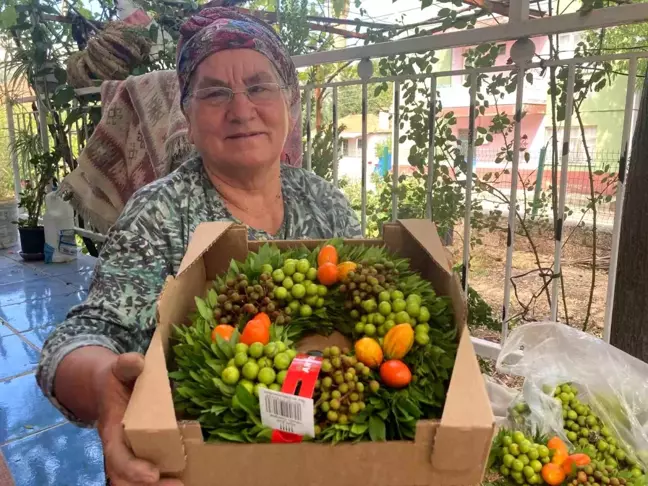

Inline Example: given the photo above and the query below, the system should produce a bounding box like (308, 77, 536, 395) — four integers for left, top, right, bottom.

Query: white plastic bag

(496, 322, 648, 470)
(483, 374, 517, 428)
(44, 189, 77, 263)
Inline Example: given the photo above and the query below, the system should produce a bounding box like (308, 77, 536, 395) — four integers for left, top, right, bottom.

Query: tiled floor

(0, 246, 106, 485)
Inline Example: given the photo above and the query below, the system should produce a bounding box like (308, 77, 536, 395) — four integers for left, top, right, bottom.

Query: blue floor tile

(27, 254, 97, 277)
(0, 255, 19, 268)
(2, 422, 105, 486)
(0, 277, 83, 307)
(19, 330, 45, 349)
(55, 271, 94, 289)
(0, 333, 40, 380)
(0, 373, 66, 445)
(0, 291, 87, 335)
(0, 248, 22, 262)
(2, 262, 46, 285)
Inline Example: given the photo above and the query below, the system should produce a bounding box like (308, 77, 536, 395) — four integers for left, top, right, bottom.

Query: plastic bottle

(44, 184, 77, 263)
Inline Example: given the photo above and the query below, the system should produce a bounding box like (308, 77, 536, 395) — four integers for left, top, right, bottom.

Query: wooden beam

(462, 0, 544, 18)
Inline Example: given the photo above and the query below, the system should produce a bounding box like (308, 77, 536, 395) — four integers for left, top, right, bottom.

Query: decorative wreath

(170, 239, 458, 444)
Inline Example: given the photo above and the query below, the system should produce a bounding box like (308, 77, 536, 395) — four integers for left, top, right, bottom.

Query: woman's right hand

(97, 352, 183, 486)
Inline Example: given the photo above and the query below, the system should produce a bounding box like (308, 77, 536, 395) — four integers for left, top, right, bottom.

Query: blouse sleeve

(36, 228, 172, 426)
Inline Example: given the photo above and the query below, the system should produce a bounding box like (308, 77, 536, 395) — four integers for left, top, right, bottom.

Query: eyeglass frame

(189, 82, 289, 108)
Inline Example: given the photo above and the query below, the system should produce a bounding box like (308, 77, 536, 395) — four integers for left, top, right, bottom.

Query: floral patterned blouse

(36, 156, 362, 424)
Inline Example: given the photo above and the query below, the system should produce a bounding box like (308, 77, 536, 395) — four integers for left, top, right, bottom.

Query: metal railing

(296, 50, 646, 358)
(5, 1, 648, 360)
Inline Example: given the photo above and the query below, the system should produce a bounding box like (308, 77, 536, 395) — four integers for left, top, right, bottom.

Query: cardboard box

(123, 220, 495, 486)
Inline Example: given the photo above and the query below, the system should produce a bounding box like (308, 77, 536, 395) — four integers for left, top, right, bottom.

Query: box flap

(431, 329, 495, 473)
(123, 327, 186, 473)
(177, 222, 234, 276)
(397, 219, 452, 275)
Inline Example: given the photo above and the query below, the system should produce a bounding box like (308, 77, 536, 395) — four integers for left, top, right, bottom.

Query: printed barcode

(264, 395, 302, 421)
(279, 422, 295, 433)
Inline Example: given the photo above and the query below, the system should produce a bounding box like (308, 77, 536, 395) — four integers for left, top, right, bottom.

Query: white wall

(338, 133, 390, 181)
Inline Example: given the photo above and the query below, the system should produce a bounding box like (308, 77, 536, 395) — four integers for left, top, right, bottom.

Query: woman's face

(185, 49, 290, 173)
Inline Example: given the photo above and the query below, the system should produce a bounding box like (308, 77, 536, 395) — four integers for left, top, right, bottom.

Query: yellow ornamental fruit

(382, 324, 415, 360)
(337, 261, 358, 281)
(354, 337, 384, 369)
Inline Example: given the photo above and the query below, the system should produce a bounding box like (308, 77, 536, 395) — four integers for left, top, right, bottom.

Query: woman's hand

(97, 352, 183, 486)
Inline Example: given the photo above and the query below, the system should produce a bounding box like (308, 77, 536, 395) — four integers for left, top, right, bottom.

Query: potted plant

(15, 150, 59, 260)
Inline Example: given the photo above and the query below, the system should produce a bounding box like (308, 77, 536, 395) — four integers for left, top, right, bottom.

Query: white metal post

(603, 57, 638, 343)
(509, 0, 530, 25)
(502, 67, 527, 341)
(332, 87, 339, 187)
(391, 82, 401, 222)
(462, 75, 478, 296)
(305, 87, 312, 171)
(361, 82, 368, 236)
(426, 76, 437, 221)
(6, 100, 22, 201)
(37, 96, 50, 153)
(550, 64, 577, 322)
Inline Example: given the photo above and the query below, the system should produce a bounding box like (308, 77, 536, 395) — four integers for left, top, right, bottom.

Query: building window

(545, 126, 597, 164)
(458, 129, 470, 155)
(341, 139, 349, 156)
(558, 32, 581, 58)
(356, 138, 363, 152)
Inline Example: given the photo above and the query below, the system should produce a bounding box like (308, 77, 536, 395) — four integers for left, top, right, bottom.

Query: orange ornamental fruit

(541, 463, 566, 486)
(317, 262, 339, 286)
(382, 324, 415, 360)
(211, 324, 235, 342)
(317, 245, 339, 267)
(254, 312, 272, 329)
(354, 337, 384, 368)
(551, 450, 568, 466)
(240, 320, 270, 346)
(337, 261, 358, 281)
(547, 436, 568, 454)
(379, 360, 412, 389)
(561, 453, 591, 474)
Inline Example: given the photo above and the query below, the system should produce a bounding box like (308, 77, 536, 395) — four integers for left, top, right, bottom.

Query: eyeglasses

(192, 83, 286, 107)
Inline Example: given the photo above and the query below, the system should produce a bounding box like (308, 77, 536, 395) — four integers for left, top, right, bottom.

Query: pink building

(441, 36, 550, 167)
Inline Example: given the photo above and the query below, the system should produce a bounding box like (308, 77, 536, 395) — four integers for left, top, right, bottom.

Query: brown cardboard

(124, 219, 495, 485)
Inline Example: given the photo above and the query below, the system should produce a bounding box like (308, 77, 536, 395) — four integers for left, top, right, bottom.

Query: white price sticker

(259, 388, 315, 437)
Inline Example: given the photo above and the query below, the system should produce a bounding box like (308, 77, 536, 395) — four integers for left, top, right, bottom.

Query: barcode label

(259, 388, 314, 437)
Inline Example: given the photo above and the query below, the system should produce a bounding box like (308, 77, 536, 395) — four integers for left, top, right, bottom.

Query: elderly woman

(36, 8, 361, 486)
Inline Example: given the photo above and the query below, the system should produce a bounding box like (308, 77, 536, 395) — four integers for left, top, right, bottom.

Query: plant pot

(18, 226, 45, 260)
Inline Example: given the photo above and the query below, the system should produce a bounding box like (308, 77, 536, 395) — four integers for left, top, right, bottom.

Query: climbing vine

(0, 0, 635, 332)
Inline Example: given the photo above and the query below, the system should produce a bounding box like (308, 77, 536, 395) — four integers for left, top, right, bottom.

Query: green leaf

(195, 297, 213, 322)
(52, 86, 75, 107)
(212, 430, 246, 442)
(229, 260, 240, 275)
(208, 289, 218, 307)
(211, 342, 228, 361)
(235, 384, 259, 415)
(216, 334, 234, 359)
(350, 422, 369, 436)
(168, 371, 187, 380)
(369, 416, 386, 442)
(212, 378, 236, 397)
(207, 405, 228, 415)
(0, 6, 17, 28)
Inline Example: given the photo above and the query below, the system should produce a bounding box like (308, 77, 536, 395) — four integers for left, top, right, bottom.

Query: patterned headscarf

(176, 7, 302, 167)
